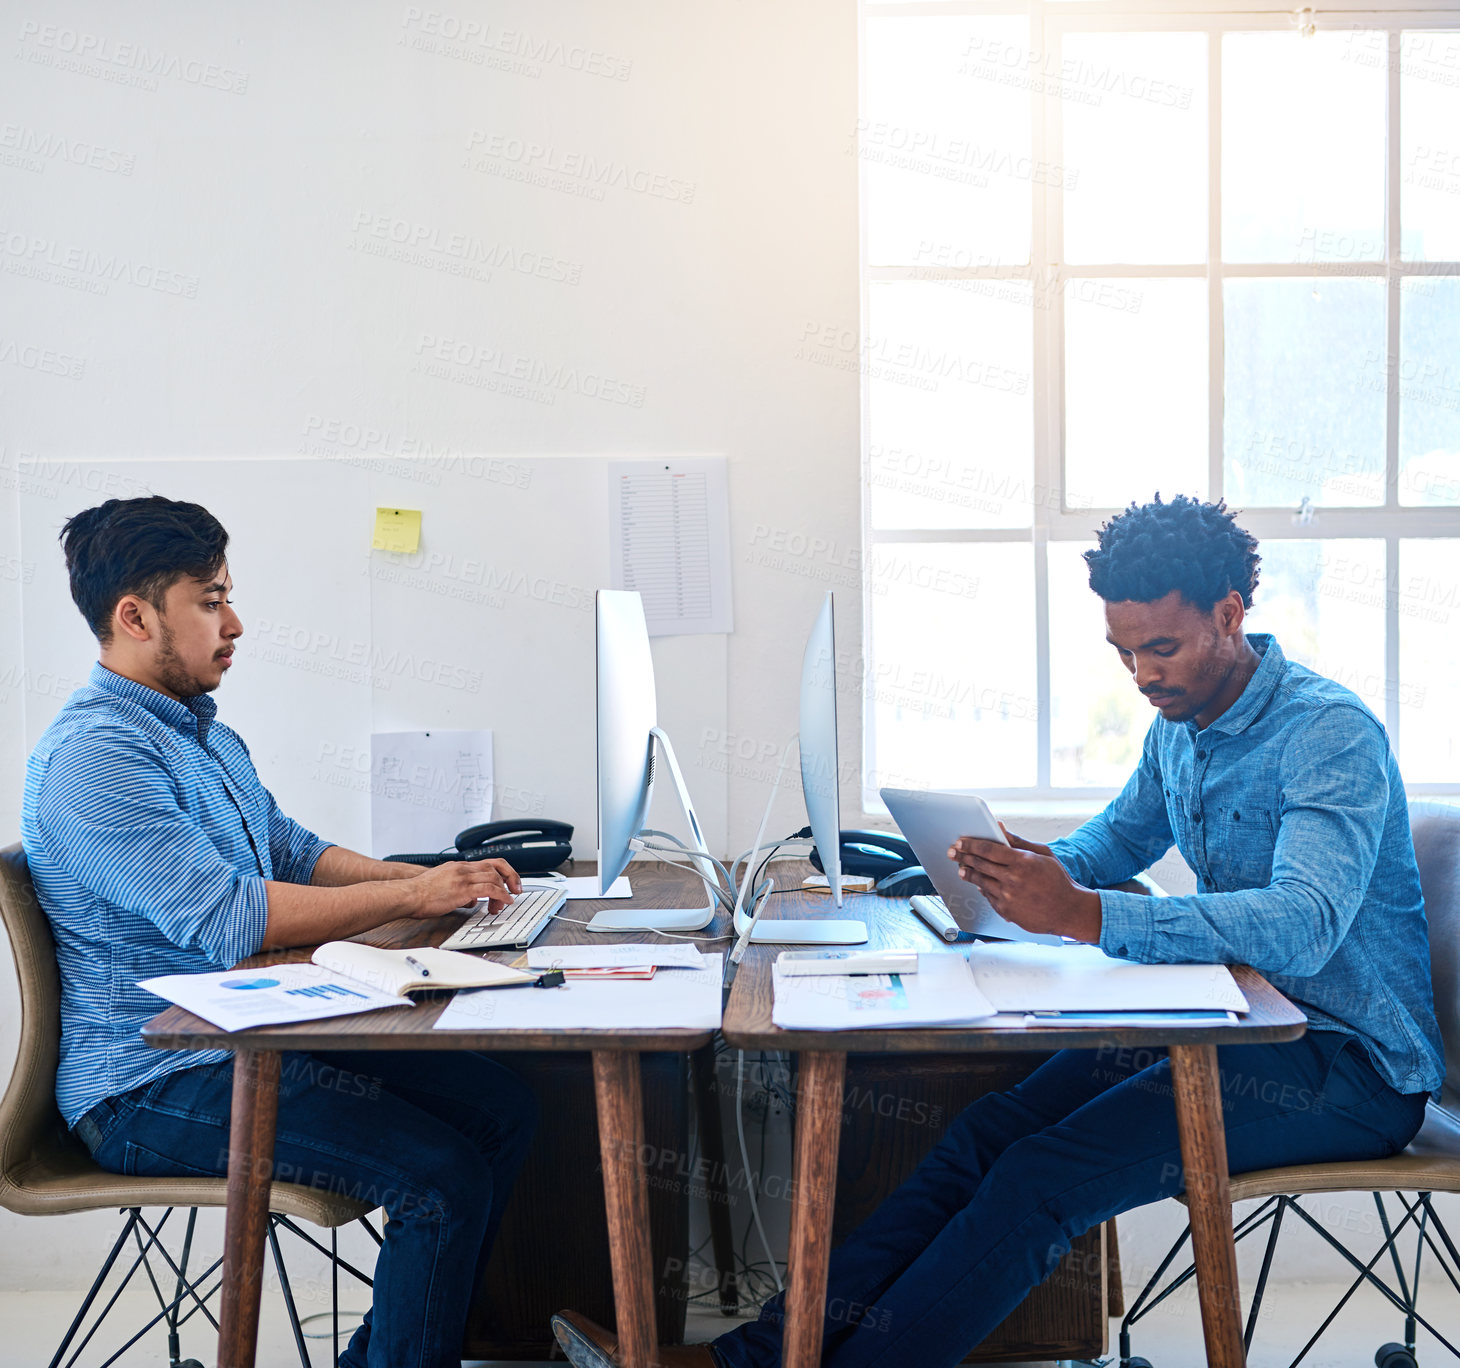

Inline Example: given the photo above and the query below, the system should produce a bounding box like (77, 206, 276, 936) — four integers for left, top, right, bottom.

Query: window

(861, 3, 1460, 807)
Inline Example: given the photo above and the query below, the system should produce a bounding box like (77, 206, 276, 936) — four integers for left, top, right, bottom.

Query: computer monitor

(590, 590, 718, 933)
(730, 592, 867, 948)
(799, 590, 843, 907)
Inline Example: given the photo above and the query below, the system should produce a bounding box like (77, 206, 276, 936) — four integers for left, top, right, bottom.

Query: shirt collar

(90, 662, 219, 746)
(1197, 632, 1285, 737)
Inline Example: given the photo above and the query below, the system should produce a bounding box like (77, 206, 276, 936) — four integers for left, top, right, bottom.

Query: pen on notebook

(404, 955, 430, 978)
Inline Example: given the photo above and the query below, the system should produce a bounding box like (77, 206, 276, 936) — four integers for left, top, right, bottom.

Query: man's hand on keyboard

(405, 858, 522, 918)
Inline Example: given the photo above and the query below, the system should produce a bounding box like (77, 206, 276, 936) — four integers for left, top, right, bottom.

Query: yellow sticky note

(373, 507, 421, 554)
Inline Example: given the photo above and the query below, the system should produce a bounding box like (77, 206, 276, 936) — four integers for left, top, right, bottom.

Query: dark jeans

(74, 1049, 537, 1368)
(712, 1031, 1428, 1368)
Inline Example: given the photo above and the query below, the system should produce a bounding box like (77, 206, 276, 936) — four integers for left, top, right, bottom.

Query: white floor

(0, 1279, 1453, 1366)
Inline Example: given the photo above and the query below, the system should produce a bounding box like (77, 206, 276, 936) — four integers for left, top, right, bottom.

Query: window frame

(860, 0, 1460, 811)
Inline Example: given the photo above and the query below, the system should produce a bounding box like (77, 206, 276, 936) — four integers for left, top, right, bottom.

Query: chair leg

(1243, 1196, 1287, 1351)
(267, 1217, 315, 1368)
(167, 1209, 199, 1368)
(47, 1209, 143, 1368)
(332, 1226, 340, 1368)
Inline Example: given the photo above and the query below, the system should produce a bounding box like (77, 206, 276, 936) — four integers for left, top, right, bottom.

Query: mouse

(874, 865, 936, 897)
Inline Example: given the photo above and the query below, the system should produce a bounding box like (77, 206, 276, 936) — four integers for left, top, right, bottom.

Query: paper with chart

(608, 458, 732, 635)
(370, 729, 494, 857)
(966, 943, 1250, 1014)
(139, 963, 409, 1032)
(771, 952, 997, 1031)
(435, 950, 723, 1031)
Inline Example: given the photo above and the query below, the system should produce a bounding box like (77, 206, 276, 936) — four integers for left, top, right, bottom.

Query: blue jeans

(713, 1031, 1428, 1368)
(74, 1049, 537, 1368)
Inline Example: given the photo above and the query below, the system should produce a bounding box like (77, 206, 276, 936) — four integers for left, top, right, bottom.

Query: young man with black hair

(24, 495, 537, 1368)
(553, 494, 1443, 1368)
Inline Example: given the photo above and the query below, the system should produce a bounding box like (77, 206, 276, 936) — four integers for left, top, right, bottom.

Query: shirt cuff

(1097, 888, 1156, 962)
(224, 874, 271, 966)
(277, 836, 334, 887)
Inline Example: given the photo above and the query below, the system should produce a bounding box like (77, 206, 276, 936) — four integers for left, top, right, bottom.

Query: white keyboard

(440, 886, 567, 951)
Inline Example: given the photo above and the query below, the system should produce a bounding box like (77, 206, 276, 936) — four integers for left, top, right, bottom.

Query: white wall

(0, 0, 1450, 1311)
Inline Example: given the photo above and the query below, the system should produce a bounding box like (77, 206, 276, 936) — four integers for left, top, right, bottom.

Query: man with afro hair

(554, 494, 1444, 1368)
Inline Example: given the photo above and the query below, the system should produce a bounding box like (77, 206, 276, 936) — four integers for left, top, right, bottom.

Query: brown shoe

(551, 1310, 718, 1367)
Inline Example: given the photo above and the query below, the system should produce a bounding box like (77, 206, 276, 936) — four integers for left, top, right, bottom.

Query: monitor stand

(730, 736, 867, 949)
(586, 726, 718, 934)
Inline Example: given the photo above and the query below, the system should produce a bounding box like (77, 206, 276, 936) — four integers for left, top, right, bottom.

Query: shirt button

(1205, 878, 1215, 889)
(1196, 749, 1207, 760)
(1192, 812, 1203, 824)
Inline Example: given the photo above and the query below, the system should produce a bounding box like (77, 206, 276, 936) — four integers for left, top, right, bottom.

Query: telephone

(385, 819, 574, 875)
(808, 828, 936, 896)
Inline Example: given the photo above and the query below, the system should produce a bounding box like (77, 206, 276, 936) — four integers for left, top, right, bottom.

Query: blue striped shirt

(22, 663, 333, 1126)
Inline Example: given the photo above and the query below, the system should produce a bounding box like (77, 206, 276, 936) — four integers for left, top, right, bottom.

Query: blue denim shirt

(22, 664, 333, 1126)
(1050, 633, 1444, 1097)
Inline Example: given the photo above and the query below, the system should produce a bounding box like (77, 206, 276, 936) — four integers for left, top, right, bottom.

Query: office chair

(0, 842, 380, 1368)
(1116, 806, 1460, 1368)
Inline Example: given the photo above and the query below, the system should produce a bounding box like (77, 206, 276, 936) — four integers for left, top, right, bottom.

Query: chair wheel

(175, 1360, 206, 1368)
(1376, 1345, 1418, 1368)
(1124, 1359, 1155, 1367)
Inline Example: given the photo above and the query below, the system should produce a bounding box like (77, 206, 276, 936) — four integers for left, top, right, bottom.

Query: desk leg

(592, 1050, 658, 1368)
(784, 1052, 845, 1368)
(1169, 1044, 1245, 1368)
(218, 1049, 280, 1368)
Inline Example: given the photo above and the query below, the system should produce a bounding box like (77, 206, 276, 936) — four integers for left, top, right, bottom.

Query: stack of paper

(435, 948, 723, 1031)
(771, 952, 996, 1031)
(967, 943, 1249, 1019)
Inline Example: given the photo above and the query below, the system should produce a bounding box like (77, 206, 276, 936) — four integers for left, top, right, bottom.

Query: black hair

(59, 497, 229, 644)
(1083, 494, 1260, 612)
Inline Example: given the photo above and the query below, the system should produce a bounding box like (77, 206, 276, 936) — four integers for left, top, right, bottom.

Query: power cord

(736, 1049, 785, 1294)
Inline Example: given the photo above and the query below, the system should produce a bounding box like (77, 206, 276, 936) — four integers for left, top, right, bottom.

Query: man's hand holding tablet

(948, 823, 1104, 944)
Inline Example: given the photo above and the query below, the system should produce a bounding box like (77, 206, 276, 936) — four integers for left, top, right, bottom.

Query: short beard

(154, 616, 213, 699)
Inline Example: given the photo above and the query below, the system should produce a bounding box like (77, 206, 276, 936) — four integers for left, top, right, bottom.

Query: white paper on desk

(434, 951, 723, 1031)
(524, 942, 704, 971)
(772, 952, 997, 1031)
(370, 729, 494, 858)
(521, 876, 632, 900)
(139, 963, 409, 1032)
(608, 458, 732, 636)
(967, 943, 1249, 1014)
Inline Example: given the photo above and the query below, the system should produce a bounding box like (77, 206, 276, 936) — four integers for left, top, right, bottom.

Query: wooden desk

(141, 863, 726, 1368)
(721, 885, 1308, 1368)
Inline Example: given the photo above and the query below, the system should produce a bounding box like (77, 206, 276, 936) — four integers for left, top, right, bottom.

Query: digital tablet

(879, 787, 1062, 946)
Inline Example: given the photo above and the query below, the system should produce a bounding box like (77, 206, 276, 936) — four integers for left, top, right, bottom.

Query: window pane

(868, 543, 1036, 790)
(1247, 541, 1387, 721)
(1399, 540, 1460, 782)
(1224, 278, 1386, 506)
(1049, 544, 1148, 787)
(1400, 30, 1460, 262)
(867, 281, 1034, 529)
(1062, 33, 1207, 265)
(1223, 32, 1385, 264)
(864, 17, 1033, 267)
(1064, 279, 1207, 509)
(1399, 277, 1460, 507)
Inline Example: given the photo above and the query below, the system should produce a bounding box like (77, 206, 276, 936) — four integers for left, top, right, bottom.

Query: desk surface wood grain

(142, 861, 727, 1053)
(721, 880, 1308, 1053)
